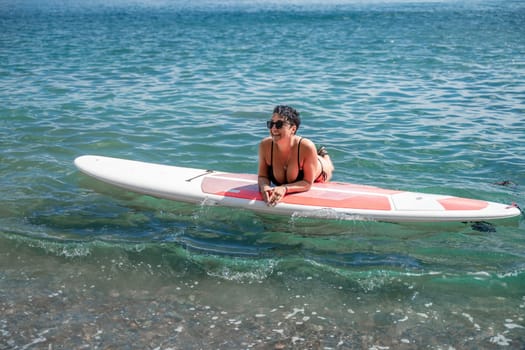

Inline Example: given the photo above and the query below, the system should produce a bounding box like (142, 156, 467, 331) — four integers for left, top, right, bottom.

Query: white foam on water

(504, 323, 524, 330)
(490, 334, 512, 346)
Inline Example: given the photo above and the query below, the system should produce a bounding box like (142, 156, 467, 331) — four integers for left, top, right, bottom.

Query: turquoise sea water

(1, 0, 525, 348)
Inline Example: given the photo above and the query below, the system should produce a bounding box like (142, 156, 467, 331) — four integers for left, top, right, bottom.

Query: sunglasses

(266, 120, 288, 129)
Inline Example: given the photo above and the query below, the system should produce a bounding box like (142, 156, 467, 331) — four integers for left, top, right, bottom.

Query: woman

(258, 105, 334, 206)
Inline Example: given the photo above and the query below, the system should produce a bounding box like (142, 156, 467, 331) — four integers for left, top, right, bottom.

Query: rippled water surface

(1, 0, 524, 348)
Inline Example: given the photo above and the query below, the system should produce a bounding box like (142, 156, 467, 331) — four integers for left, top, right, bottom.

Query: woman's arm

(257, 139, 273, 204)
(285, 138, 317, 194)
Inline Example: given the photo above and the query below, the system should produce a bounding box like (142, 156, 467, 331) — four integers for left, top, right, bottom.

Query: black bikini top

(268, 138, 304, 186)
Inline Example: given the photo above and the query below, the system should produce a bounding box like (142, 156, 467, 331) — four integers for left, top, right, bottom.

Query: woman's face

(268, 113, 296, 141)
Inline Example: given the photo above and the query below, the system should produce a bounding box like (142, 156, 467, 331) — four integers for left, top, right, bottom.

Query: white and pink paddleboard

(74, 155, 521, 223)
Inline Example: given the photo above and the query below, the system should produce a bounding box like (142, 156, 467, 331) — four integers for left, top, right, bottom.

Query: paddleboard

(74, 155, 521, 223)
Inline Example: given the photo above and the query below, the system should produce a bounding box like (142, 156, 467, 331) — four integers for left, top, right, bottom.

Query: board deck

(74, 155, 521, 222)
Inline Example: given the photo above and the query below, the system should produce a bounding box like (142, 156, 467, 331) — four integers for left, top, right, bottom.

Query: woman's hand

(266, 185, 287, 207)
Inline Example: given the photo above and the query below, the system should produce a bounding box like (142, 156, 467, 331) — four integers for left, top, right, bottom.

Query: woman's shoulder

(298, 136, 316, 150)
(260, 137, 273, 145)
(259, 137, 273, 150)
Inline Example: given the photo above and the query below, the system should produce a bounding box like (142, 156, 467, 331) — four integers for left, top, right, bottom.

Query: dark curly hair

(273, 105, 301, 131)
